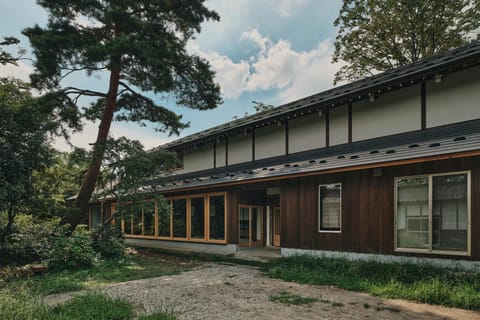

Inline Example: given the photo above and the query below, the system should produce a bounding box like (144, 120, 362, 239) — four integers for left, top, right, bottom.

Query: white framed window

(319, 183, 342, 232)
(395, 171, 470, 256)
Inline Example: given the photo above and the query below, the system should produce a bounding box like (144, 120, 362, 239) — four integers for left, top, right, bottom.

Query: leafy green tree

(0, 78, 80, 241)
(29, 148, 89, 219)
(23, 1, 222, 230)
(332, 0, 480, 84)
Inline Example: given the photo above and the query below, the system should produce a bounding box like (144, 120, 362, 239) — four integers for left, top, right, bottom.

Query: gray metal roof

(162, 41, 480, 151)
(154, 127, 480, 193)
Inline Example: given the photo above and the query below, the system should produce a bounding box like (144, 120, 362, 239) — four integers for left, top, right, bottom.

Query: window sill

(318, 230, 342, 234)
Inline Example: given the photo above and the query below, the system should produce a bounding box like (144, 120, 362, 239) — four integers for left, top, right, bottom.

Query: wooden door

(273, 207, 281, 247)
(238, 205, 263, 247)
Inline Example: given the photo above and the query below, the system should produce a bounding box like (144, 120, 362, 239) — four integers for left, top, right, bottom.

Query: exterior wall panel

(352, 85, 421, 142)
(427, 66, 480, 128)
(216, 140, 226, 168)
(255, 125, 286, 160)
(329, 105, 348, 146)
(288, 114, 326, 153)
(279, 156, 480, 261)
(177, 143, 214, 174)
(228, 134, 252, 165)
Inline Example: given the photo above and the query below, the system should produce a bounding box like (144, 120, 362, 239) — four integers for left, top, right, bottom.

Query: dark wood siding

(279, 156, 480, 260)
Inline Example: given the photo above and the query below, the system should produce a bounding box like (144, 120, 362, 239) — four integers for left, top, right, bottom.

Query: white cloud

(191, 28, 340, 103)
(0, 60, 33, 81)
(53, 121, 170, 152)
(275, 0, 309, 17)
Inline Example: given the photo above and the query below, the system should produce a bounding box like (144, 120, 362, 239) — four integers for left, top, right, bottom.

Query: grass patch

(0, 290, 137, 320)
(269, 291, 318, 305)
(262, 255, 480, 310)
(2, 253, 196, 296)
(49, 292, 133, 320)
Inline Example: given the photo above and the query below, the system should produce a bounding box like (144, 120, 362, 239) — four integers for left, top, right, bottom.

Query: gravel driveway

(47, 263, 480, 320)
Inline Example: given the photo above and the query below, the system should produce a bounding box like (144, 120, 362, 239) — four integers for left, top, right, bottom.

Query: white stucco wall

(426, 66, 480, 128)
(352, 85, 421, 142)
(215, 140, 226, 168)
(288, 114, 326, 153)
(177, 143, 214, 174)
(228, 133, 252, 165)
(329, 105, 348, 146)
(255, 125, 286, 160)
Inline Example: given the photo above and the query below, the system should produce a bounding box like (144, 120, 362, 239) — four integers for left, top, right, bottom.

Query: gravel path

(46, 263, 480, 320)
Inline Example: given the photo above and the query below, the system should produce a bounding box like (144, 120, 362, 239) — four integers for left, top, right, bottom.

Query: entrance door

(239, 205, 263, 247)
(273, 207, 281, 247)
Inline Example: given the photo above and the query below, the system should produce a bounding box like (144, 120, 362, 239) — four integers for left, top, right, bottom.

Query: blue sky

(0, 0, 343, 151)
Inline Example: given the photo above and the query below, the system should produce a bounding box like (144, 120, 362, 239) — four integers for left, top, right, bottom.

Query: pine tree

(23, 0, 222, 230)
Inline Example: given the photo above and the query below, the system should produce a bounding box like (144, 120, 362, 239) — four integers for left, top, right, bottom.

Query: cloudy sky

(0, 0, 343, 151)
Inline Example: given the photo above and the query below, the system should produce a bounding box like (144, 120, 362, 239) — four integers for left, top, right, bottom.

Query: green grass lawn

(262, 255, 480, 310)
(1, 252, 198, 296)
(0, 251, 197, 319)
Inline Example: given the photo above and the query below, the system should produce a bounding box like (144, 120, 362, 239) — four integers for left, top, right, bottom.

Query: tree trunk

(0, 205, 15, 243)
(60, 66, 121, 231)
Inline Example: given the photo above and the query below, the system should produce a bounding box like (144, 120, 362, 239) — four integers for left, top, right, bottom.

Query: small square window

(319, 183, 342, 232)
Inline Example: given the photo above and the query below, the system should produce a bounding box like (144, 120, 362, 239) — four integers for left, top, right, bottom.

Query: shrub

(91, 225, 125, 259)
(48, 226, 96, 270)
(0, 214, 57, 266)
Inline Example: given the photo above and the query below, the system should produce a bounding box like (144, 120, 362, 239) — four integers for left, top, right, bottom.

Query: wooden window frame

(318, 183, 342, 233)
(120, 192, 227, 244)
(394, 171, 471, 256)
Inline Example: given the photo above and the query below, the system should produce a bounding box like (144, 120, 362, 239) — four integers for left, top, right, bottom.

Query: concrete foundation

(125, 238, 238, 255)
(281, 248, 480, 271)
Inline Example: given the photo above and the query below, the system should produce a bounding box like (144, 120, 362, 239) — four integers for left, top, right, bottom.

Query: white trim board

(281, 248, 480, 271)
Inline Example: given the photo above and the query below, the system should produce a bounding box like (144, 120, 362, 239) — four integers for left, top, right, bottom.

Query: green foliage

(91, 225, 125, 259)
(0, 77, 81, 240)
(0, 214, 57, 266)
(0, 289, 49, 320)
(0, 290, 134, 320)
(30, 149, 89, 219)
(332, 0, 480, 83)
(8, 253, 196, 296)
(48, 226, 96, 270)
(269, 291, 318, 305)
(263, 255, 480, 310)
(49, 292, 134, 320)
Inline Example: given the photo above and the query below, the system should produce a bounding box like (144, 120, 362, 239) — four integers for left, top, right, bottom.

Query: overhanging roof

(162, 41, 480, 152)
(152, 120, 480, 193)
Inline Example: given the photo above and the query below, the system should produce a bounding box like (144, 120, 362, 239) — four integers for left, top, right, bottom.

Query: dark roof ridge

(161, 40, 480, 151)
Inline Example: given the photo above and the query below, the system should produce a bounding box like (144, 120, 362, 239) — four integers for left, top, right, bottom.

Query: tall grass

(262, 255, 480, 310)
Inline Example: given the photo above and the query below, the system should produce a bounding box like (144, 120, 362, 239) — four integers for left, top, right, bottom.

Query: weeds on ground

(3, 254, 195, 295)
(262, 255, 480, 310)
(269, 291, 318, 305)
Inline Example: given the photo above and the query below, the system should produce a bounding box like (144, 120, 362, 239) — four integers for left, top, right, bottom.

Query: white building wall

(426, 66, 480, 128)
(255, 125, 285, 160)
(288, 114, 326, 153)
(352, 85, 421, 142)
(329, 105, 348, 146)
(228, 133, 252, 165)
(215, 140, 226, 168)
(177, 143, 214, 174)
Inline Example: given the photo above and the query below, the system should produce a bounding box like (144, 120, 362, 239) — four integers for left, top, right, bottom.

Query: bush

(91, 225, 125, 259)
(0, 214, 57, 266)
(48, 226, 96, 270)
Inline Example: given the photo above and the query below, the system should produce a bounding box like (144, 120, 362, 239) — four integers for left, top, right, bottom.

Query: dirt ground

(46, 262, 480, 320)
